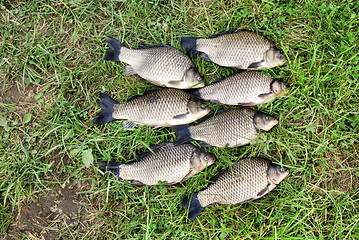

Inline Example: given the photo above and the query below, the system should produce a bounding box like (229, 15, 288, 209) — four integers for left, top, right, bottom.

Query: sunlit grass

(0, 0, 358, 238)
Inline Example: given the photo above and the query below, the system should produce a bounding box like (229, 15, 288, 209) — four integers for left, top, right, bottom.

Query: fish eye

(204, 156, 209, 160)
(265, 116, 270, 120)
(197, 76, 202, 80)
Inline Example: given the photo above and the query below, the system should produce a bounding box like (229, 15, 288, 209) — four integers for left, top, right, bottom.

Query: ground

(0, 0, 358, 239)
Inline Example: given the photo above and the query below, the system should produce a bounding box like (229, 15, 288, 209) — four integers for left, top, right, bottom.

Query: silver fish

(103, 37, 204, 89)
(189, 71, 288, 106)
(173, 109, 278, 148)
(93, 88, 211, 129)
(181, 158, 290, 221)
(98, 143, 216, 186)
(181, 30, 285, 70)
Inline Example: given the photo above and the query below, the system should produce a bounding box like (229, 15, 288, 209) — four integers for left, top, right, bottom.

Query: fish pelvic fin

(181, 192, 205, 222)
(93, 93, 118, 124)
(103, 36, 123, 61)
(172, 125, 193, 145)
(98, 161, 122, 179)
(180, 37, 199, 56)
(248, 61, 265, 69)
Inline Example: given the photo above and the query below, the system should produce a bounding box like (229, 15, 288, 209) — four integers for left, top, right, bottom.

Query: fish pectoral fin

(210, 99, 223, 104)
(200, 53, 212, 62)
(173, 113, 189, 119)
(181, 169, 198, 182)
(258, 92, 273, 99)
(131, 180, 145, 186)
(123, 121, 137, 129)
(257, 184, 270, 197)
(167, 80, 184, 88)
(124, 65, 137, 76)
(248, 61, 265, 69)
(197, 141, 212, 147)
(238, 102, 257, 106)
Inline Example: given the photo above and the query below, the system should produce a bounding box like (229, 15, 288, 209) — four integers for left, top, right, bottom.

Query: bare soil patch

(7, 179, 103, 239)
(320, 151, 359, 192)
(0, 83, 39, 119)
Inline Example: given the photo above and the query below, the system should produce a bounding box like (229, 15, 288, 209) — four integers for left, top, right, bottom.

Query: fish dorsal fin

(135, 143, 169, 161)
(208, 30, 242, 39)
(126, 88, 164, 102)
(196, 108, 228, 124)
(137, 44, 173, 49)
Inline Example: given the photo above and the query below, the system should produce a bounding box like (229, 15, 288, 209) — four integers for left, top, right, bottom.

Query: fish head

(184, 67, 205, 88)
(253, 112, 279, 131)
(190, 150, 216, 171)
(270, 79, 289, 96)
(188, 99, 211, 119)
(267, 163, 290, 185)
(265, 47, 286, 68)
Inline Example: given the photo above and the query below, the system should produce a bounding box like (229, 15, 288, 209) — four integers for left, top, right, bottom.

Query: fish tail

(181, 192, 205, 222)
(93, 93, 118, 124)
(103, 36, 123, 61)
(180, 37, 199, 56)
(98, 161, 122, 179)
(185, 89, 202, 99)
(172, 125, 193, 145)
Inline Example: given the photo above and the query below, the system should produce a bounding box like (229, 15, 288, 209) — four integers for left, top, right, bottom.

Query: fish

(98, 143, 216, 186)
(103, 36, 204, 89)
(92, 88, 211, 129)
(188, 71, 288, 106)
(180, 30, 285, 70)
(172, 109, 278, 148)
(181, 158, 290, 221)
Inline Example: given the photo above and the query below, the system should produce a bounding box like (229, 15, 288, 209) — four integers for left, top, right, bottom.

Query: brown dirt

(319, 151, 359, 192)
(6, 179, 103, 239)
(0, 82, 39, 119)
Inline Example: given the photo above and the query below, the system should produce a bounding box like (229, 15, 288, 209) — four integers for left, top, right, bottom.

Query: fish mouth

(263, 119, 279, 131)
(192, 82, 205, 88)
(278, 88, 289, 96)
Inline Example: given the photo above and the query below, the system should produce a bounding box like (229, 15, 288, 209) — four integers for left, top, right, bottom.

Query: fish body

(181, 158, 290, 221)
(103, 37, 204, 89)
(189, 71, 288, 106)
(173, 109, 278, 148)
(98, 143, 216, 186)
(93, 88, 211, 129)
(181, 30, 285, 70)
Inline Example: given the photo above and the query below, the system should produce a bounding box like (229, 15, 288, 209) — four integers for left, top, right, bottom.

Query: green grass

(1, 0, 358, 239)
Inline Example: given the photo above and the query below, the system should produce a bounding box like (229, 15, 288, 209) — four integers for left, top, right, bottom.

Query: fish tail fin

(181, 192, 204, 222)
(172, 125, 193, 145)
(103, 36, 123, 61)
(93, 93, 118, 124)
(98, 161, 122, 179)
(180, 37, 199, 56)
(185, 89, 202, 99)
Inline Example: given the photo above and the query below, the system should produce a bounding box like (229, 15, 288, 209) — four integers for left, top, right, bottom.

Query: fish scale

(111, 88, 207, 127)
(196, 71, 275, 105)
(181, 31, 285, 70)
(197, 32, 271, 68)
(189, 109, 257, 148)
(103, 36, 205, 88)
(99, 143, 216, 186)
(198, 158, 269, 206)
(121, 47, 193, 83)
(181, 158, 289, 221)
